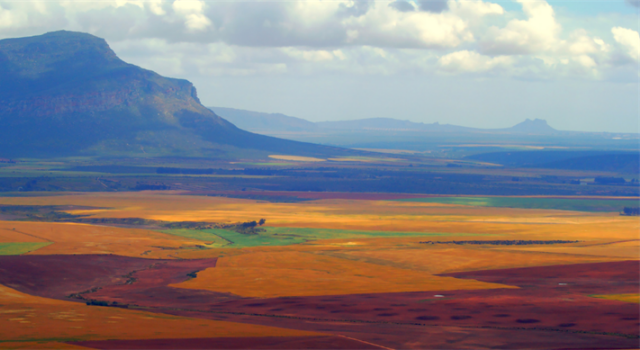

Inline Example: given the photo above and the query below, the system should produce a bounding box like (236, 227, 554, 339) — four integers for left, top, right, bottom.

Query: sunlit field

(0, 191, 637, 349)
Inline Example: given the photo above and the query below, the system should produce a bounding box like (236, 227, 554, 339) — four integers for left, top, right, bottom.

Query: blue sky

(0, 0, 638, 132)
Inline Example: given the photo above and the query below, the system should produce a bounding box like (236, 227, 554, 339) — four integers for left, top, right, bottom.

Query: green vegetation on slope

(395, 196, 640, 212)
(0, 242, 52, 255)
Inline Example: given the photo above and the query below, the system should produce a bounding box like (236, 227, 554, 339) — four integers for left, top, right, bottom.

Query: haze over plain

(1, 0, 638, 133)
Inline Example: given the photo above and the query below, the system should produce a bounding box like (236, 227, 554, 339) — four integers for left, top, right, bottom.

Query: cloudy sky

(0, 0, 638, 132)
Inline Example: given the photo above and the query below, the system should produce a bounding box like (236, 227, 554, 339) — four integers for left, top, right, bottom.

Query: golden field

(0, 283, 318, 349)
(590, 293, 640, 304)
(0, 221, 202, 258)
(172, 251, 513, 298)
(0, 191, 637, 298)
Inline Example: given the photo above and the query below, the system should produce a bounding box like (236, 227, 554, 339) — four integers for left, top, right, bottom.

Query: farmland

(0, 189, 637, 349)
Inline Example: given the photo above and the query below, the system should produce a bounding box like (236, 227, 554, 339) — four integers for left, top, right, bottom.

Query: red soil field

(89, 257, 238, 306)
(444, 260, 640, 294)
(2, 256, 637, 349)
(70, 336, 384, 349)
(145, 309, 639, 350)
(202, 261, 639, 326)
(0, 255, 221, 302)
(0, 255, 155, 299)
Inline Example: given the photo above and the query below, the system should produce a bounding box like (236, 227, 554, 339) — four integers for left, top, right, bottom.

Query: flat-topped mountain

(503, 118, 557, 134)
(0, 31, 343, 158)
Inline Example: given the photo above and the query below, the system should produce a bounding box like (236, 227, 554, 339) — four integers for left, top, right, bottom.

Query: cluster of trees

(230, 219, 266, 234)
(621, 207, 640, 216)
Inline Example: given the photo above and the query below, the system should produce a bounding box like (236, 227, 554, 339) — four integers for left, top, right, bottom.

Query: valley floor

(0, 191, 637, 349)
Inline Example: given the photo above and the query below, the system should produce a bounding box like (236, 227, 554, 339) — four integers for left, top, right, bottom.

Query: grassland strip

(160, 227, 448, 249)
(0, 242, 52, 255)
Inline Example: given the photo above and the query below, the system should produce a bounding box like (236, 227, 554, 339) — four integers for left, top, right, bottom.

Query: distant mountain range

(210, 107, 559, 135)
(0, 31, 347, 158)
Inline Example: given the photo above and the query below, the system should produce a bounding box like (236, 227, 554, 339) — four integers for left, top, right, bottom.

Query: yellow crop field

(504, 240, 640, 259)
(172, 251, 514, 298)
(0, 221, 202, 258)
(590, 293, 640, 304)
(333, 245, 620, 274)
(0, 341, 89, 349)
(2, 193, 637, 244)
(0, 283, 318, 347)
(0, 192, 637, 263)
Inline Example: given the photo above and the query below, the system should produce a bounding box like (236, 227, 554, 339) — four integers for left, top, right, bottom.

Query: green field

(0, 242, 52, 255)
(161, 227, 447, 248)
(394, 196, 640, 212)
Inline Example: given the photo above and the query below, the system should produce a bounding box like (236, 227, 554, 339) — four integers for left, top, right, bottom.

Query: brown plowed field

(0, 256, 637, 348)
(194, 261, 639, 336)
(0, 255, 221, 302)
(444, 260, 640, 293)
(0, 255, 155, 299)
(89, 257, 238, 306)
(70, 336, 384, 349)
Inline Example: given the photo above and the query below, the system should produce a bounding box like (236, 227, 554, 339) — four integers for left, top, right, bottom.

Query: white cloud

(0, 4, 29, 29)
(172, 0, 211, 32)
(439, 50, 512, 72)
(480, 0, 561, 55)
(448, 0, 503, 18)
(612, 27, 640, 62)
(0, 0, 635, 82)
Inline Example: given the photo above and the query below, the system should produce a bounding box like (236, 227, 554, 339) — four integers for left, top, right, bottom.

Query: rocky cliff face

(0, 31, 337, 158)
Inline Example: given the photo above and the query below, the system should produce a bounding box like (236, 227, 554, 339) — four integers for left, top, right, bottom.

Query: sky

(0, 0, 638, 133)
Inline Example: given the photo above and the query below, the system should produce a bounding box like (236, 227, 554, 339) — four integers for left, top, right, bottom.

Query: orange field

(590, 293, 640, 304)
(327, 245, 621, 274)
(0, 221, 203, 258)
(0, 282, 317, 349)
(0, 191, 638, 349)
(173, 250, 514, 298)
(1, 192, 637, 241)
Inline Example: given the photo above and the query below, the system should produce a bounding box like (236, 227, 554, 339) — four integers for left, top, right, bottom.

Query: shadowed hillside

(0, 31, 347, 158)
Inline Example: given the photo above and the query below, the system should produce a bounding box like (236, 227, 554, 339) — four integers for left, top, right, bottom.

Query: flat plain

(0, 191, 638, 349)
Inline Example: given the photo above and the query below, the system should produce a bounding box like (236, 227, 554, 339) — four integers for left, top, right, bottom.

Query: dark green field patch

(0, 242, 52, 255)
(394, 196, 640, 212)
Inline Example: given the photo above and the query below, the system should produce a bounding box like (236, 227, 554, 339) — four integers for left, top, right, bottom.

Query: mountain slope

(210, 107, 317, 132)
(210, 107, 478, 133)
(209, 107, 561, 134)
(0, 31, 343, 158)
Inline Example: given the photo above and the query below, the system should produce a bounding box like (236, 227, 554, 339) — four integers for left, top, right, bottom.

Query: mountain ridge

(0, 31, 348, 158)
(209, 106, 562, 135)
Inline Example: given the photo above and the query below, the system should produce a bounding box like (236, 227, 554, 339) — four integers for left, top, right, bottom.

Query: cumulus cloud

(480, 0, 561, 55)
(172, 0, 211, 32)
(343, 5, 474, 48)
(439, 50, 512, 72)
(612, 27, 640, 62)
(0, 0, 634, 82)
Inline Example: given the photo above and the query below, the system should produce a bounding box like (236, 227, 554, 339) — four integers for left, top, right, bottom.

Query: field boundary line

(336, 334, 395, 350)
